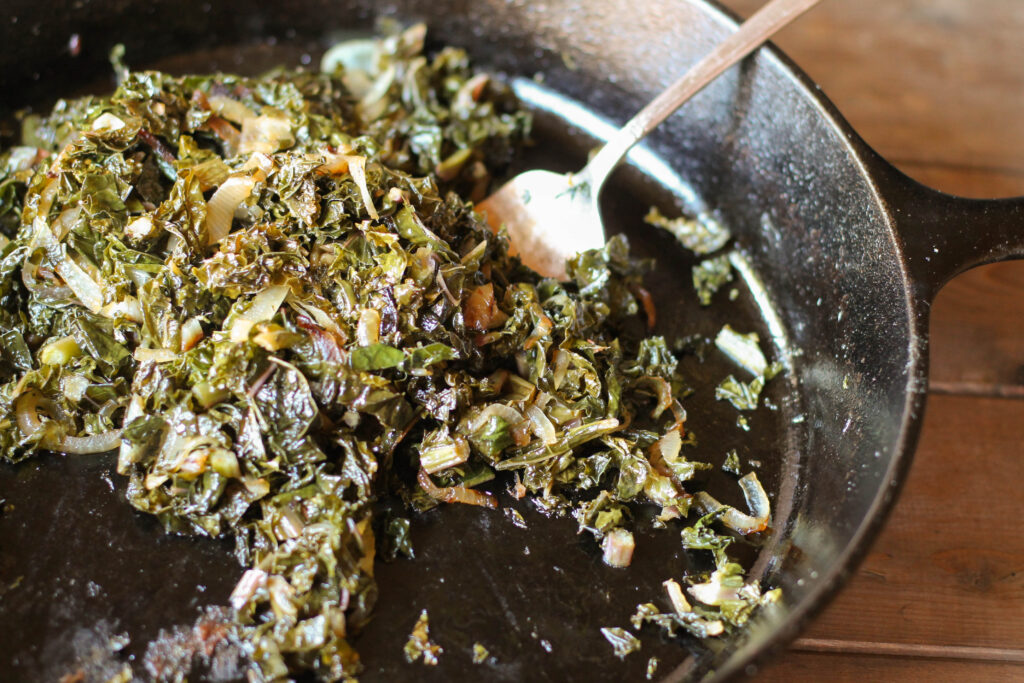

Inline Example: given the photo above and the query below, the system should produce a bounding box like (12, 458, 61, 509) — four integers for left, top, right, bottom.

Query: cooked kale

(0, 23, 782, 680)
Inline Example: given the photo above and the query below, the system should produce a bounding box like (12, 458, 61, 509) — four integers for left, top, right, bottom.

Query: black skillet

(2, 1, 1023, 681)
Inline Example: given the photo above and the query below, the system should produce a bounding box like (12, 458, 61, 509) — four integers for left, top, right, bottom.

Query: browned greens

(0, 23, 780, 681)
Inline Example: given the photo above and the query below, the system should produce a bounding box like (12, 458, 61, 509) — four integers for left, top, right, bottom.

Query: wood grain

(723, 0, 1024, 178)
(756, 651, 1024, 682)
(716, 1, 1024, 679)
(799, 395, 1024, 650)
(930, 264, 1024, 395)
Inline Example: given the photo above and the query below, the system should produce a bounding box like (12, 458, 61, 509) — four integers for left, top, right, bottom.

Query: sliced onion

(644, 376, 673, 419)
(133, 348, 178, 363)
(100, 296, 144, 324)
(56, 430, 123, 455)
(206, 95, 255, 124)
(467, 403, 524, 433)
(275, 507, 305, 540)
(693, 471, 771, 535)
(463, 283, 498, 332)
(551, 348, 571, 390)
(525, 404, 557, 445)
(356, 65, 396, 121)
(15, 392, 46, 438)
(16, 391, 122, 454)
(33, 218, 104, 313)
(91, 112, 126, 132)
(651, 426, 682, 464)
(312, 149, 379, 222)
(230, 568, 268, 610)
(33, 178, 59, 220)
(117, 394, 146, 474)
(241, 152, 275, 177)
(356, 308, 381, 346)
(125, 215, 157, 241)
(320, 38, 378, 77)
(715, 325, 768, 377)
(345, 155, 378, 220)
(21, 255, 73, 301)
(180, 317, 204, 351)
(601, 528, 635, 568)
(7, 146, 43, 173)
(229, 284, 290, 343)
(238, 114, 294, 155)
(688, 574, 741, 607)
(314, 149, 356, 175)
(53, 206, 82, 241)
(663, 578, 693, 615)
(190, 157, 232, 190)
(454, 73, 489, 110)
(418, 468, 497, 510)
(206, 175, 256, 245)
(206, 116, 241, 157)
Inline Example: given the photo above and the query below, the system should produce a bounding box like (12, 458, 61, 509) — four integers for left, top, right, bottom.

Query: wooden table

(719, 1, 1024, 680)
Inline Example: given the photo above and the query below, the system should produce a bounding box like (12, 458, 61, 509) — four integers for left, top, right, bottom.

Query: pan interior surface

(0, 1, 923, 681)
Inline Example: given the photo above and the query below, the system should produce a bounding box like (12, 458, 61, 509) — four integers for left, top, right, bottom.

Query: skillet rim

(689, 1, 930, 679)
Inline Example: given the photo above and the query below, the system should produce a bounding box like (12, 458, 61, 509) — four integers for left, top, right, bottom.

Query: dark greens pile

(0, 24, 779, 681)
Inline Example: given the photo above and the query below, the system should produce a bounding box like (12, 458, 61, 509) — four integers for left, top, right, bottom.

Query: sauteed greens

(0, 24, 780, 680)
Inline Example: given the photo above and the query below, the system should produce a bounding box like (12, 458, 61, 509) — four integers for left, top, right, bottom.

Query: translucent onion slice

(652, 426, 682, 463)
(33, 177, 60, 220)
(356, 308, 381, 346)
(15, 391, 122, 454)
(133, 348, 178, 363)
(320, 38, 378, 77)
(100, 296, 144, 324)
(180, 317, 204, 352)
(230, 568, 268, 610)
(205, 175, 256, 245)
(524, 403, 557, 445)
(688, 572, 741, 607)
(602, 528, 636, 568)
(32, 218, 104, 313)
(56, 430, 124, 455)
(467, 403, 524, 433)
(207, 95, 256, 124)
(238, 114, 295, 155)
(345, 155, 378, 220)
(715, 325, 768, 377)
(53, 206, 82, 241)
(551, 348, 571, 390)
(229, 284, 290, 343)
(693, 471, 771, 535)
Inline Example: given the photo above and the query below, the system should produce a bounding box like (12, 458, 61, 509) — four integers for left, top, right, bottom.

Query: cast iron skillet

(1, 1, 1023, 681)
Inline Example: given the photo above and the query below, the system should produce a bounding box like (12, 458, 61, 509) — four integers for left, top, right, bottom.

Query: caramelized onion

(16, 391, 122, 454)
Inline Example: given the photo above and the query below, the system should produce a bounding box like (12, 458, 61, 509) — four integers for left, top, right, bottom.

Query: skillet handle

(871, 156, 1024, 304)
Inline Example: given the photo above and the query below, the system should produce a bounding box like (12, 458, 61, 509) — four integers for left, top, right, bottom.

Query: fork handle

(580, 0, 822, 189)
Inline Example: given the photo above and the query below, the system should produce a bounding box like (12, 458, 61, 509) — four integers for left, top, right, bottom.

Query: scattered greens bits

(404, 610, 442, 666)
(600, 627, 642, 659)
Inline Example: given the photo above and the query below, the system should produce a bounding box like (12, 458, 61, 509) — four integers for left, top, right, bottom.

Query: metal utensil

(478, 0, 821, 279)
